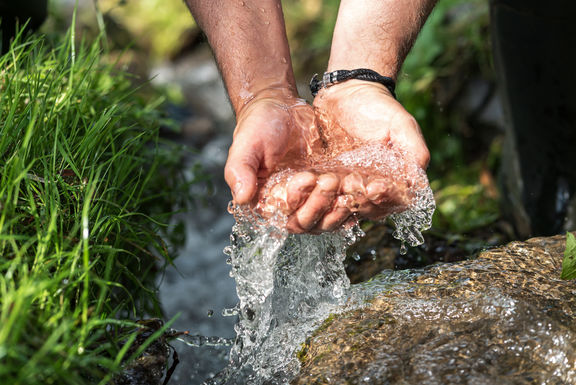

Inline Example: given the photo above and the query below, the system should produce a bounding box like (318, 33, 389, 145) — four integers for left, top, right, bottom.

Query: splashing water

(256, 142, 436, 251)
(324, 143, 435, 254)
(209, 209, 364, 384)
(208, 143, 435, 384)
(294, 237, 576, 384)
(177, 334, 234, 348)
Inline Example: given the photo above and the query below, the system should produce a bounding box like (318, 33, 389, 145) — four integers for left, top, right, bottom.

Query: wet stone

(293, 234, 576, 385)
(112, 320, 173, 385)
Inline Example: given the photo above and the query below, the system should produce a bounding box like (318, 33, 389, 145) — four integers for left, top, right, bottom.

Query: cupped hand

(312, 79, 431, 221)
(225, 92, 349, 233)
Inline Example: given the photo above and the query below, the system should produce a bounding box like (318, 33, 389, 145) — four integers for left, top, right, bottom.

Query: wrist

(310, 69, 396, 98)
(235, 86, 301, 117)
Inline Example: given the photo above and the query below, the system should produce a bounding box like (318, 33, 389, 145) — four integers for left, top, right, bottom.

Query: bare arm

(328, 0, 437, 78)
(185, 0, 327, 229)
(309, 0, 437, 221)
(184, 0, 438, 231)
(185, 0, 297, 114)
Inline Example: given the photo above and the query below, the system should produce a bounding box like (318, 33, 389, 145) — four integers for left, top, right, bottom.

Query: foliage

(96, 0, 194, 60)
(283, 0, 340, 77)
(561, 232, 576, 280)
(432, 181, 499, 233)
(399, 0, 499, 234)
(0, 24, 193, 384)
(47, 0, 195, 62)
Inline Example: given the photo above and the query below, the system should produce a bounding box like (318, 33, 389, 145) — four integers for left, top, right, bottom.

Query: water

(218, 214, 364, 384)
(149, 44, 437, 383)
(295, 237, 576, 384)
(177, 334, 234, 348)
(206, 143, 435, 384)
(157, 134, 239, 384)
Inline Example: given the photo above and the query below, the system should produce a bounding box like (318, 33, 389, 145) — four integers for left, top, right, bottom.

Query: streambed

(156, 134, 239, 384)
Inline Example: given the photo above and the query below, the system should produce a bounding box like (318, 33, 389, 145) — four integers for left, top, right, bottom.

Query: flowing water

(159, 135, 576, 385)
(202, 143, 435, 384)
(294, 236, 576, 384)
(150, 44, 440, 384)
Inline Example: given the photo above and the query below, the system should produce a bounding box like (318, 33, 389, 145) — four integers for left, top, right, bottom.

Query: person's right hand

(225, 91, 350, 233)
(311, 80, 431, 221)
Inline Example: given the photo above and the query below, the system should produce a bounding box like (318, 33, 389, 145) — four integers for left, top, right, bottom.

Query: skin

(185, 0, 436, 234)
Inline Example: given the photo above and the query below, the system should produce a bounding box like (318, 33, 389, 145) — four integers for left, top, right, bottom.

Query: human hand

(225, 91, 349, 233)
(312, 79, 431, 221)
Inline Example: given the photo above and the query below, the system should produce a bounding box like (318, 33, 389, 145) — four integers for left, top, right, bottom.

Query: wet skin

(226, 81, 429, 234)
(185, 0, 436, 233)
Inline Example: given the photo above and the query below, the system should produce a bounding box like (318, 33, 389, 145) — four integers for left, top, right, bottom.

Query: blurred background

(29, 0, 507, 382)
(51, 0, 505, 243)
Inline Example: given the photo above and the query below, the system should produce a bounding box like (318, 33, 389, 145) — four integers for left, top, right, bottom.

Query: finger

(340, 173, 368, 212)
(354, 200, 389, 219)
(287, 173, 340, 232)
(224, 147, 260, 205)
(286, 171, 317, 211)
(359, 178, 410, 219)
(365, 179, 392, 205)
(311, 207, 351, 233)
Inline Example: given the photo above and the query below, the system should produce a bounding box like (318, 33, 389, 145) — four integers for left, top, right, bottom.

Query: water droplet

(222, 307, 239, 317)
(177, 334, 233, 348)
(352, 252, 361, 261)
(207, 309, 214, 317)
(399, 243, 408, 255)
(223, 246, 233, 256)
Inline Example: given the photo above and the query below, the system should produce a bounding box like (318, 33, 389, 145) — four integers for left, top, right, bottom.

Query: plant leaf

(561, 232, 576, 280)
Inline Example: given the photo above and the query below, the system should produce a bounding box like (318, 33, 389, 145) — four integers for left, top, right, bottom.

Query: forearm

(328, 0, 437, 79)
(185, 0, 297, 114)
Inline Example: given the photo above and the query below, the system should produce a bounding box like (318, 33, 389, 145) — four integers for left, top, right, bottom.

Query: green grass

(0, 24, 192, 384)
(561, 232, 576, 280)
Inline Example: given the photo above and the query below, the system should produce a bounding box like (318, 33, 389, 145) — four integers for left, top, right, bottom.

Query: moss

(314, 313, 337, 335)
(296, 340, 310, 363)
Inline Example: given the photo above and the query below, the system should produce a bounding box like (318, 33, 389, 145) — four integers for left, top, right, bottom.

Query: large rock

(294, 234, 576, 384)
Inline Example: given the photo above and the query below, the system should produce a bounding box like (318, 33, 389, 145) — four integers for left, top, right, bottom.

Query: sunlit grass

(0, 24, 190, 384)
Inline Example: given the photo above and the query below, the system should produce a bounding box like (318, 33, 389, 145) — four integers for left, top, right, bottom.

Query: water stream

(200, 143, 436, 384)
(158, 133, 576, 385)
(149, 42, 440, 384)
(151, 45, 440, 385)
(293, 236, 576, 384)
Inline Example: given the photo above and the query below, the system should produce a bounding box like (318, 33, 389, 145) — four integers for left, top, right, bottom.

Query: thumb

(224, 149, 260, 205)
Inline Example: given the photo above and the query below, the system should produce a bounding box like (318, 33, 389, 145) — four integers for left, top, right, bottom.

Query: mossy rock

(294, 234, 576, 384)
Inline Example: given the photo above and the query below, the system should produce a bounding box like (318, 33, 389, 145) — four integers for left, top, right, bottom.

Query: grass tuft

(0, 25, 193, 384)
